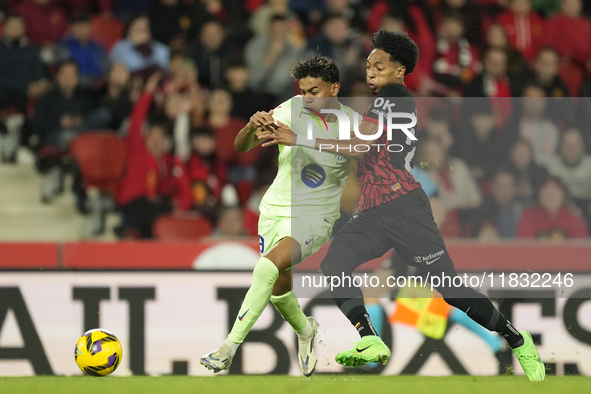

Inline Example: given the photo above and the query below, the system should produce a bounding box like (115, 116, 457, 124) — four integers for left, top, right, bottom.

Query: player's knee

(320, 245, 357, 277)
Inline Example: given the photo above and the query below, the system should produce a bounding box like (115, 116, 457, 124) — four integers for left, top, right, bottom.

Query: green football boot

(335, 335, 391, 368)
(513, 331, 545, 381)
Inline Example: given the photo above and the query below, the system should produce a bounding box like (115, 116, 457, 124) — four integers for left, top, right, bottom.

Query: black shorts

(336, 188, 454, 274)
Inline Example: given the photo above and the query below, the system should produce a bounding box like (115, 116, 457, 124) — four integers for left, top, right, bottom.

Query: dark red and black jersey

(357, 83, 421, 211)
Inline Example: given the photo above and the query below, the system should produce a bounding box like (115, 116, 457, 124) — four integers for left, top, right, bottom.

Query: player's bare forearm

(234, 110, 276, 152)
(234, 123, 261, 153)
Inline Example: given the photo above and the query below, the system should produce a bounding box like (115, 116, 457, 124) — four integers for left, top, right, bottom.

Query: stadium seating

(152, 214, 213, 240)
(90, 15, 124, 52)
(69, 132, 126, 199)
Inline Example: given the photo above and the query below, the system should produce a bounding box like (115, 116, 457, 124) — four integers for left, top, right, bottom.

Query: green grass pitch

(0, 376, 589, 394)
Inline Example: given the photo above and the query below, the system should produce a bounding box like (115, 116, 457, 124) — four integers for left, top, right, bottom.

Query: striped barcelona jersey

(357, 83, 421, 211)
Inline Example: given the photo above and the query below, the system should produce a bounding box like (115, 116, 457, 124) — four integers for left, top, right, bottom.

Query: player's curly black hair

(371, 29, 419, 75)
(291, 55, 340, 84)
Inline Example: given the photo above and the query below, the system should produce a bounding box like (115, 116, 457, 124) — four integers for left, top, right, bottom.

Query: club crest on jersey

(301, 164, 326, 188)
(391, 182, 401, 192)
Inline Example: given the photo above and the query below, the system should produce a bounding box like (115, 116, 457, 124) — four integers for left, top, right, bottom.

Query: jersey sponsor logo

(301, 164, 326, 188)
(334, 154, 346, 162)
(304, 237, 314, 246)
(391, 182, 401, 192)
(414, 250, 445, 265)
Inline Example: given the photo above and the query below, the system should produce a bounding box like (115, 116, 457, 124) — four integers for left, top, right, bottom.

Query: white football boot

(297, 316, 320, 377)
(200, 343, 233, 373)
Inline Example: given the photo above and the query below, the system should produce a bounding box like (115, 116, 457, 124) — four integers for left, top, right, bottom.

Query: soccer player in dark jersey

(258, 29, 545, 381)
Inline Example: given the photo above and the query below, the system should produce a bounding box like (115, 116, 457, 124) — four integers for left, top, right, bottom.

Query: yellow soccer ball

(75, 329, 122, 376)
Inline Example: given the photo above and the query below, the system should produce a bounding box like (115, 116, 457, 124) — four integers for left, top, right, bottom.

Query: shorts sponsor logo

(301, 164, 326, 188)
(414, 250, 445, 265)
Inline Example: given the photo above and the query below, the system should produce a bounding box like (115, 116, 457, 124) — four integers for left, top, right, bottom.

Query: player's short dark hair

(371, 29, 419, 75)
(291, 55, 340, 84)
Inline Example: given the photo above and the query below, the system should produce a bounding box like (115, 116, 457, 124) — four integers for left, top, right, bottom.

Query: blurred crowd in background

(1, 0, 591, 241)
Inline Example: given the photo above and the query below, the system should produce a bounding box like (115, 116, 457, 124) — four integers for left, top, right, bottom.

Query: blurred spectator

(248, 0, 293, 37)
(86, 63, 133, 131)
(244, 14, 303, 102)
(465, 47, 518, 97)
(148, 0, 195, 46)
(473, 170, 523, 240)
(530, 0, 561, 16)
(575, 90, 591, 151)
(117, 73, 192, 238)
(308, 14, 359, 91)
(432, 12, 480, 95)
(456, 100, 504, 183)
(191, 20, 234, 89)
(14, 0, 68, 48)
(506, 138, 549, 205)
(224, 59, 273, 122)
(496, 0, 544, 61)
(528, 47, 570, 97)
(547, 129, 591, 226)
(484, 23, 528, 78)
(324, 0, 365, 32)
(34, 60, 95, 202)
(56, 0, 112, 18)
(213, 205, 247, 238)
(372, 1, 436, 93)
(162, 56, 207, 127)
(421, 107, 454, 151)
(243, 174, 274, 236)
(437, 0, 490, 46)
(114, 0, 150, 22)
(207, 89, 256, 177)
(517, 177, 588, 239)
(191, 0, 250, 45)
(186, 126, 228, 217)
(542, 0, 591, 67)
(0, 13, 47, 113)
(55, 12, 108, 88)
(110, 15, 170, 77)
(34, 60, 94, 153)
(506, 84, 560, 166)
(415, 137, 482, 237)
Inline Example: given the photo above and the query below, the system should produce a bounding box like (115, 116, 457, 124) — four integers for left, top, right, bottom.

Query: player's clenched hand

(258, 121, 296, 147)
(249, 110, 276, 130)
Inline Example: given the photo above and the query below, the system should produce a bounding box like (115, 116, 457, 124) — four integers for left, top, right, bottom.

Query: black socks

(347, 305, 378, 338)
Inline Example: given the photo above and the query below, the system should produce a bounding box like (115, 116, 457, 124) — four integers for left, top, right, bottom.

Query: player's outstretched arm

(258, 120, 379, 159)
(235, 110, 277, 153)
